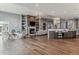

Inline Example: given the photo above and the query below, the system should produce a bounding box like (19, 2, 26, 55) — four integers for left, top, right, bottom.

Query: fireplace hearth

(28, 27, 36, 35)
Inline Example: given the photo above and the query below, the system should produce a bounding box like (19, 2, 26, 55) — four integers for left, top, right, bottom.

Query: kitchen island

(48, 29, 76, 39)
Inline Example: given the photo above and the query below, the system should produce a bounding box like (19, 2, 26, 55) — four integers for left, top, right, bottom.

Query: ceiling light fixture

(35, 4, 39, 7)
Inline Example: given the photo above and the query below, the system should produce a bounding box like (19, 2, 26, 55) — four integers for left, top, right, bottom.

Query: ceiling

(15, 3, 79, 19)
(1, 3, 79, 19)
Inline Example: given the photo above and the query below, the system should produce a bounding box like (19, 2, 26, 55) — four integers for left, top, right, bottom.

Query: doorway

(0, 21, 9, 39)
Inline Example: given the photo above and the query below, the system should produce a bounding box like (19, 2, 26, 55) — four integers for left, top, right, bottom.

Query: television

(30, 22, 35, 26)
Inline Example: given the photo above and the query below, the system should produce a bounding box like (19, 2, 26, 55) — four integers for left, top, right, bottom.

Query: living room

(1, 3, 79, 55)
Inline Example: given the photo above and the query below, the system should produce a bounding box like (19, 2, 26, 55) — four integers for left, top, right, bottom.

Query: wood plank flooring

(1, 35, 79, 55)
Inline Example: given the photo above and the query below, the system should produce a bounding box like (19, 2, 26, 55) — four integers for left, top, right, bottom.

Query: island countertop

(48, 29, 76, 39)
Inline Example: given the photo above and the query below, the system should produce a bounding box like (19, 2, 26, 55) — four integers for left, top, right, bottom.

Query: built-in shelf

(21, 15, 26, 31)
(27, 15, 39, 32)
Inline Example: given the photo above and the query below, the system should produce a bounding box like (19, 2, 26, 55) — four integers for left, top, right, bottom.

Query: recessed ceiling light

(35, 4, 39, 7)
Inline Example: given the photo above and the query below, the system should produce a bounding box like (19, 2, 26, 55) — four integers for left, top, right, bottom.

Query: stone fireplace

(28, 27, 36, 35)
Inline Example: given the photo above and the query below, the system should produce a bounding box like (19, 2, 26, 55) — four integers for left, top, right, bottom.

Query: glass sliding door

(0, 21, 9, 40)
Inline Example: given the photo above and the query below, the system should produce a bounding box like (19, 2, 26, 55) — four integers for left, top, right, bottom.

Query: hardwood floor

(1, 35, 79, 55)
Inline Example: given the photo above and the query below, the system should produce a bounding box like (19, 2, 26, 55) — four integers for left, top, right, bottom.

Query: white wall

(0, 4, 29, 15)
(0, 11, 21, 32)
